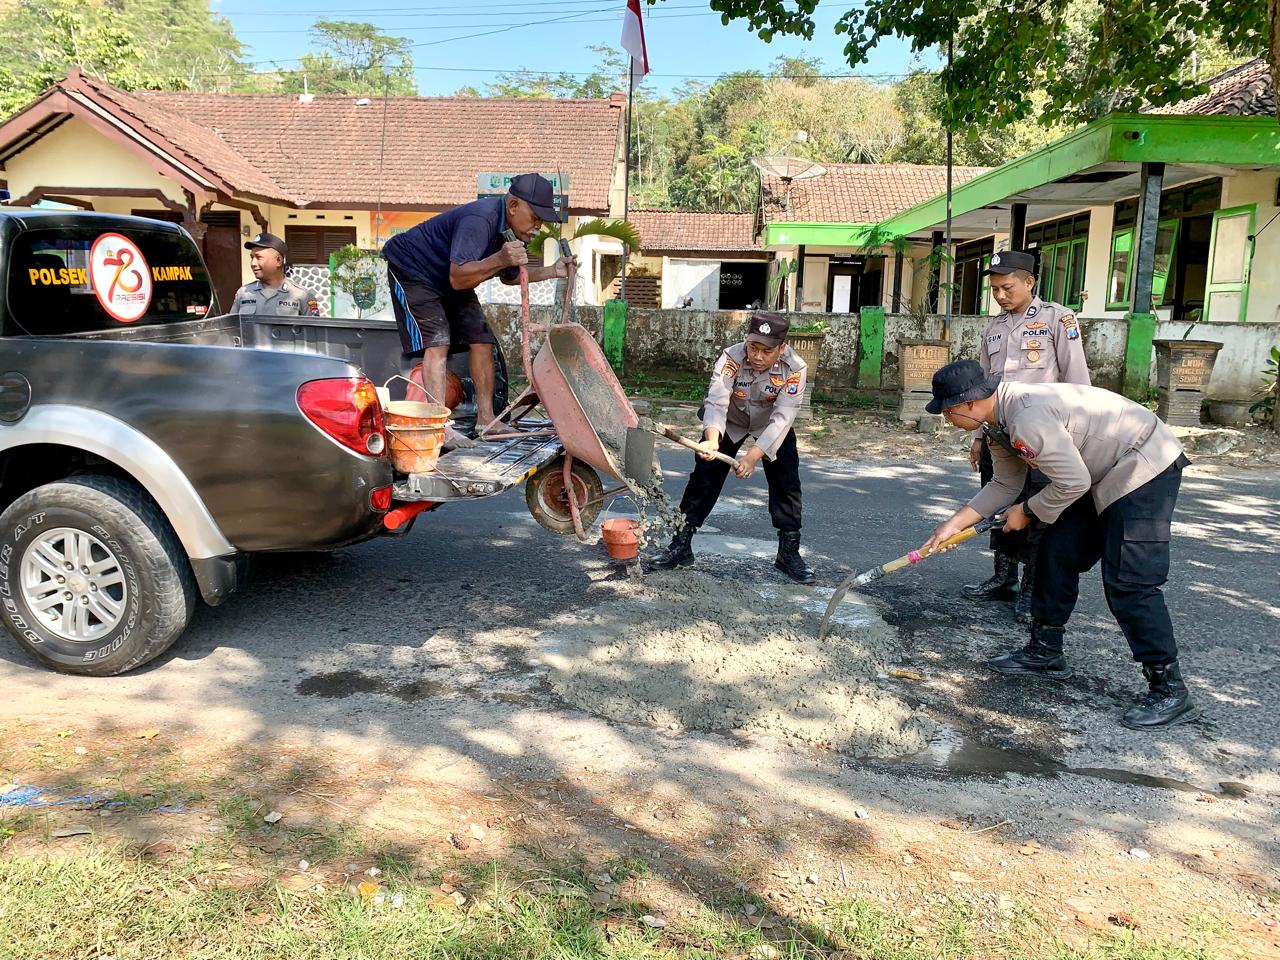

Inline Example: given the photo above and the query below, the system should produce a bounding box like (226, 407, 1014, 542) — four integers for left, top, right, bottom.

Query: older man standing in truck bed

(381, 174, 574, 445)
(963, 250, 1091, 622)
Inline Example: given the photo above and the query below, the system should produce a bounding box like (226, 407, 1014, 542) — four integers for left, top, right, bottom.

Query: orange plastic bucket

(601, 518, 641, 561)
(383, 400, 449, 473)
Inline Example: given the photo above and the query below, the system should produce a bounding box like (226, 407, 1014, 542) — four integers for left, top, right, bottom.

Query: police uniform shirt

(702, 342, 807, 460)
(230, 277, 319, 317)
(968, 381, 1186, 524)
(979, 296, 1090, 386)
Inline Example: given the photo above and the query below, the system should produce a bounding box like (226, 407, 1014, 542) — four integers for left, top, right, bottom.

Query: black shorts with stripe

(385, 264, 496, 356)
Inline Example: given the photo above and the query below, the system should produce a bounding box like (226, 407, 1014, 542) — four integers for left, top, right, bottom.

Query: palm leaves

(528, 218, 641, 259)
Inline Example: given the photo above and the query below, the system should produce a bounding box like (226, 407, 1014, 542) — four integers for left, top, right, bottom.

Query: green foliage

(0, 0, 243, 115)
(329, 245, 384, 317)
(767, 257, 798, 309)
(1249, 345, 1279, 423)
(478, 45, 626, 99)
(704, 0, 1271, 128)
(789, 319, 829, 334)
(277, 21, 415, 96)
(528, 218, 642, 259)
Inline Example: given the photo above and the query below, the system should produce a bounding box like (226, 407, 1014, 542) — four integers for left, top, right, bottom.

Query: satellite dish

(751, 156, 827, 181)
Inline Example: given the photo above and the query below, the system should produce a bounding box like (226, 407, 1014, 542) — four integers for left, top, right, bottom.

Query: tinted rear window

(6, 225, 215, 335)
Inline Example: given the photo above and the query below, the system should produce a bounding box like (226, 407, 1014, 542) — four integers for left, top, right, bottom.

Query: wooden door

(201, 212, 243, 315)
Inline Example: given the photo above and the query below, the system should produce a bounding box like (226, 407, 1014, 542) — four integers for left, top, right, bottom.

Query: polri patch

(1060, 313, 1080, 340)
(1013, 438, 1038, 465)
(721, 358, 740, 377)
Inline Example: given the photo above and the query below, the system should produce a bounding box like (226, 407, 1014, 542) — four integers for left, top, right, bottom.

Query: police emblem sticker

(991, 254, 1001, 266)
(759, 322, 771, 334)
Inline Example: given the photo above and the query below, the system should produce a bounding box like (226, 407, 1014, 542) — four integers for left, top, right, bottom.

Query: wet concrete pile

(541, 569, 935, 758)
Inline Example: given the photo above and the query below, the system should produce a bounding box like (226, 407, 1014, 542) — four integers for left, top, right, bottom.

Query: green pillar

(1123, 311, 1156, 400)
(858, 306, 885, 389)
(603, 298, 627, 373)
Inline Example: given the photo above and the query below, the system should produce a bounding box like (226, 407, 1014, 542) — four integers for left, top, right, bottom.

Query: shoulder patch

(1012, 438, 1038, 465)
(721, 357, 740, 378)
(1060, 312, 1080, 340)
(785, 372, 802, 395)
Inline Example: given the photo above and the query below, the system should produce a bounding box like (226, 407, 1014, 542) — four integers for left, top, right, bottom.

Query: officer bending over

(922, 360, 1196, 731)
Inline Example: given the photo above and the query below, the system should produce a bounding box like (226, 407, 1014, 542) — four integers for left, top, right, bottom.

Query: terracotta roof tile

(630, 209, 759, 252)
(761, 163, 989, 224)
(137, 90, 623, 209)
(1149, 58, 1275, 118)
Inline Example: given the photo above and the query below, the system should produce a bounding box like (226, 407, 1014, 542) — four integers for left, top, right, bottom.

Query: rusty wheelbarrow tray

(474, 258, 654, 540)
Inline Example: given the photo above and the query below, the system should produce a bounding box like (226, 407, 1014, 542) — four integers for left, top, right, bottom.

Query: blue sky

(211, 0, 936, 96)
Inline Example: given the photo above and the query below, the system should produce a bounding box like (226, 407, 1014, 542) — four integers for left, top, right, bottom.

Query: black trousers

(979, 441, 1048, 564)
(678, 430, 802, 532)
(1030, 457, 1187, 665)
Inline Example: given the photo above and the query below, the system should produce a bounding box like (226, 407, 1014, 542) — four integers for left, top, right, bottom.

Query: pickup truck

(0, 209, 576, 676)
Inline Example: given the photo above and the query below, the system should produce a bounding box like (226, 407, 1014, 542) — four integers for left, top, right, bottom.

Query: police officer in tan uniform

(963, 250, 1091, 622)
(923, 360, 1196, 730)
(651, 311, 814, 583)
(230, 233, 320, 317)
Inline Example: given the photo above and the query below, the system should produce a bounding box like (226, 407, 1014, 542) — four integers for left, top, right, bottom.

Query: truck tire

(0, 475, 196, 676)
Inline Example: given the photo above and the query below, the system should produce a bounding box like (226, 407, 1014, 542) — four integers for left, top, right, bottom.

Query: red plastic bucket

(600, 518, 641, 561)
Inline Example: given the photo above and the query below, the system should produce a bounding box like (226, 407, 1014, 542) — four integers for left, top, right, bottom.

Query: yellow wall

(3, 117, 188, 206)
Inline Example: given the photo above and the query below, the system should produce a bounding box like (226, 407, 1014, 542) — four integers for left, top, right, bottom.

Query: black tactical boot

(1121, 662, 1200, 730)
(774, 531, 816, 584)
(1013, 562, 1035, 624)
(651, 524, 695, 570)
(988, 621, 1071, 679)
(962, 552, 1019, 602)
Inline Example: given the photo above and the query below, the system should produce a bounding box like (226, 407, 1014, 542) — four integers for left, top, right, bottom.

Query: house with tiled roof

(757, 163, 990, 314)
(866, 57, 1280, 406)
(621, 210, 768, 309)
(0, 69, 626, 311)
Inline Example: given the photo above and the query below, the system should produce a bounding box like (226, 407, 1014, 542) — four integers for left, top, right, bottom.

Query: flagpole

(620, 78, 634, 301)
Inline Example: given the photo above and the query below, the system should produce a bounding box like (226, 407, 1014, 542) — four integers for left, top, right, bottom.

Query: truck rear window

(6, 225, 215, 335)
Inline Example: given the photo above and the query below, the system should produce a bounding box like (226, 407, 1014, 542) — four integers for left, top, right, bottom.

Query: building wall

(1223, 170, 1280, 325)
(2, 117, 187, 207)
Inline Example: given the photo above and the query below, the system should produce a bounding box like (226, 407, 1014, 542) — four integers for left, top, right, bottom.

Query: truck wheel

(525, 457, 603, 535)
(0, 475, 196, 676)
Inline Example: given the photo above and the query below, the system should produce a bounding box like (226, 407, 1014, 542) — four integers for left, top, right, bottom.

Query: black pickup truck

(0, 209, 572, 676)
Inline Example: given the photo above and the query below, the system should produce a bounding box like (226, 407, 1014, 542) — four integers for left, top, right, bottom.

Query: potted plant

(329, 245, 385, 319)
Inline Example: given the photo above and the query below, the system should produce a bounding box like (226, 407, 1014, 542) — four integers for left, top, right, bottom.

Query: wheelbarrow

(387, 240, 655, 542)
(475, 241, 655, 541)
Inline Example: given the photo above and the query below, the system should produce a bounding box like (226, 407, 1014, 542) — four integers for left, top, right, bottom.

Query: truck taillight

(297, 378, 386, 457)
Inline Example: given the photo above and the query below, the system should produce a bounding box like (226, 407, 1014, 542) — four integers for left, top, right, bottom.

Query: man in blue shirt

(382, 174, 573, 441)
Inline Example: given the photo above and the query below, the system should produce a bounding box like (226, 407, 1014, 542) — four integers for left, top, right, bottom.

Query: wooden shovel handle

(656, 424, 741, 468)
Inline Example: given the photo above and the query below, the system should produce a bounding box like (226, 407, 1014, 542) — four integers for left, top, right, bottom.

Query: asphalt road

(0, 450, 1276, 821)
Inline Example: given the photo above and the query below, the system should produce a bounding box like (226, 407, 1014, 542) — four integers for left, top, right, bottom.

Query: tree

(0, 0, 245, 115)
(703, 0, 1274, 127)
(472, 46, 626, 98)
(279, 21, 415, 96)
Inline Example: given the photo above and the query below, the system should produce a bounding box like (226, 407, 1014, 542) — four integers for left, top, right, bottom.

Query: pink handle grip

(907, 550, 923, 564)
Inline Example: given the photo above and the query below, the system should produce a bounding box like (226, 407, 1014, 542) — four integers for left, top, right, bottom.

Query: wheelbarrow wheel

(526, 457, 603, 535)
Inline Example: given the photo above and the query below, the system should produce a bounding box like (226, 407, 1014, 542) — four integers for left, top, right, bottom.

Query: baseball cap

(982, 250, 1036, 276)
(745, 311, 789, 348)
(245, 232, 288, 256)
(925, 359, 1000, 415)
(508, 173, 565, 223)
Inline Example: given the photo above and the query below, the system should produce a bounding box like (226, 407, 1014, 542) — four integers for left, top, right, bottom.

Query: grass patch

(0, 842, 1245, 960)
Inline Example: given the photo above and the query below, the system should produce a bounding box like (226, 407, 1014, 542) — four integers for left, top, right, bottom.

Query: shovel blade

(623, 426, 656, 485)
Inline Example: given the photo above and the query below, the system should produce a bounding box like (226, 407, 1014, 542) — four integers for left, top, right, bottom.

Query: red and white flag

(621, 0, 649, 93)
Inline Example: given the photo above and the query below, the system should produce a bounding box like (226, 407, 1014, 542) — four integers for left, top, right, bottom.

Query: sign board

(476, 172, 569, 218)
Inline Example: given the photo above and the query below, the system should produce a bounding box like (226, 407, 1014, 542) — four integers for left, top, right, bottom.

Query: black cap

(982, 250, 1036, 276)
(924, 359, 1000, 415)
(245, 231, 288, 256)
(745, 311, 788, 348)
(508, 173, 565, 223)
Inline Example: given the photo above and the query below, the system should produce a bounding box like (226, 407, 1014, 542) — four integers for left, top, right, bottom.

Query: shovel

(817, 515, 1003, 639)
